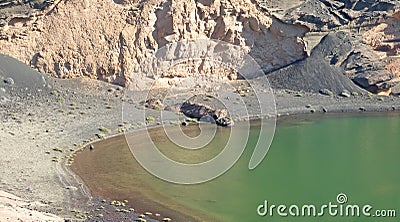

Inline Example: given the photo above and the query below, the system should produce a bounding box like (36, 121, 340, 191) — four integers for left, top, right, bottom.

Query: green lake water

(72, 113, 400, 221)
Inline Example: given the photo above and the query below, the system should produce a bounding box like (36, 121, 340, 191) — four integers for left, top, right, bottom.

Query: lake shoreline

(3, 70, 400, 220)
(70, 109, 400, 222)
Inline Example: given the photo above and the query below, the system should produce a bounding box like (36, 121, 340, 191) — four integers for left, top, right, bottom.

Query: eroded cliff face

(0, 0, 308, 87)
(363, 11, 400, 90)
(283, 0, 399, 32)
(268, 0, 400, 94)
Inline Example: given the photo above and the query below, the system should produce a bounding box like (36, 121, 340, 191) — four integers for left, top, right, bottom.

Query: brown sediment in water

(71, 125, 223, 222)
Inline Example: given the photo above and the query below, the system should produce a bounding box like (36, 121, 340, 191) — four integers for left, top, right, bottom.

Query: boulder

(340, 90, 351, 97)
(144, 98, 164, 110)
(180, 101, 233, 127)
(319, 88, 334, 96)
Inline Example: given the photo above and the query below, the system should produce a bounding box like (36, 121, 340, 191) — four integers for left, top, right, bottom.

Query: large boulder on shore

(180, 101, 233, 127)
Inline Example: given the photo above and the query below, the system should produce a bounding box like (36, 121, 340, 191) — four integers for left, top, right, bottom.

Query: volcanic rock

(0, 0, 308, 88)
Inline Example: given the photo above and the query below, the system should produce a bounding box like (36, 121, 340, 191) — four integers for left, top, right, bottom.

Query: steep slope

(283, 0, 399, 31)
(267, 0, 400, 94)
(268, 31, 367, 94)
(1, 0, 398, 95)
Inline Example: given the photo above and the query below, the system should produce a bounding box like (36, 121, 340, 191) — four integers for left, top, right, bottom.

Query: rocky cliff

(363, 11, 400, 90)
(282, 0, 398, 32)
(267, 0, 400, 94)
(0, 0, 399, 94)
(0, 0, 308, 87)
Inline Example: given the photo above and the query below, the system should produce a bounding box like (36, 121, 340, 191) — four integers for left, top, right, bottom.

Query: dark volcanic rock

(283, 0, 399, 31)
(268, 32, 364, 94)
(180, 101, 216, 119)
(144, 98, 164, 110)
(215, 116, 234, 127)
(268, 31, 392, 94)
(0, 0, 53, 27)
(267, 56, 362, 94)
(180, 101, 233, 127)
(319, 32, 392, 90)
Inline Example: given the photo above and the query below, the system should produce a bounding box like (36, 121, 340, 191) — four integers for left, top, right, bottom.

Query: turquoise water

(73, 113, 400, 221)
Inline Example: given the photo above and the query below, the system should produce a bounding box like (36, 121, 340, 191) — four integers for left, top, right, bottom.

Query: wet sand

(71, 128, 217, 221)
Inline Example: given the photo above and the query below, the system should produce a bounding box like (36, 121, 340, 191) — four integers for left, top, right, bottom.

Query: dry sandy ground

(0, 55, 174, 221)
(0, 190, 62, 221)
(0, 77, 127, 220)
(0, 54, 160, 220)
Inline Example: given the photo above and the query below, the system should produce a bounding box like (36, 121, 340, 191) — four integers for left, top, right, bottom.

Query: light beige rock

(363, 11, 400, 92)
(0, 0, 307, 88)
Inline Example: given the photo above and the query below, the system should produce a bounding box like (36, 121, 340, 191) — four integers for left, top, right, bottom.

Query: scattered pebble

(319, 89, 333, 96)
(65, 186, 78, 190)
(340, 90, 351, 98)
(3, 77, 15, 85)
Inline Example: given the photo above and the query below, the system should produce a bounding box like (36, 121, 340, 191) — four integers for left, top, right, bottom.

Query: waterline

(72, 113, 400, 221)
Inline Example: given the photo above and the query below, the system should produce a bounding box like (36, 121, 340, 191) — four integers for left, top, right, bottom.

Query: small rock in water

(65, 186, 78, 190)
(3, 77, 14, 85)
(216, 116, 234, 127)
